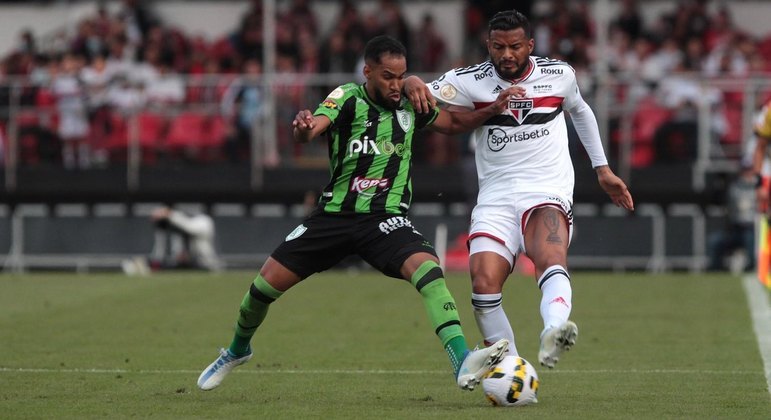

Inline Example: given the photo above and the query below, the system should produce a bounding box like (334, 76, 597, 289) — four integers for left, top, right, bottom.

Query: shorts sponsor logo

(351, 176, 390, 195)
(285, 224, 307, 241)
(486, 127, 550, 151)
(378, 216, 420, 235)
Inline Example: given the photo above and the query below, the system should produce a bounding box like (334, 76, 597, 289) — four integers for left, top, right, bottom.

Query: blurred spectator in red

(412, 14, 447, 73)
(52, 53, 90, 169)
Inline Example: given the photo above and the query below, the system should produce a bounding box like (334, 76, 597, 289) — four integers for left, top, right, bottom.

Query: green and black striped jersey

(312, 83, 439, 215)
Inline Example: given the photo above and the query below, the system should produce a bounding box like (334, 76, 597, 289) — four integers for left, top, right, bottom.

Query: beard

(493, 59, 527, 81)
(374, 89, 400, 110)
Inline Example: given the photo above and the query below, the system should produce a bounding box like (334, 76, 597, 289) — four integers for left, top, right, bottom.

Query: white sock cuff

(538, 265, 570, 289)
(471, 292, 503, 310)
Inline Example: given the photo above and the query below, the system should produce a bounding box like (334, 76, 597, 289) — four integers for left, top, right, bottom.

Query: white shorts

(468, 191, 574, 264)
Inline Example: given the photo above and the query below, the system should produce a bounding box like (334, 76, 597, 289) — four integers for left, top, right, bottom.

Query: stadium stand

(1, 0, 770, 272)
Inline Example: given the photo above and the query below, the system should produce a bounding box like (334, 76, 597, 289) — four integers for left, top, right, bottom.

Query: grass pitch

(1, 270, 770, 419)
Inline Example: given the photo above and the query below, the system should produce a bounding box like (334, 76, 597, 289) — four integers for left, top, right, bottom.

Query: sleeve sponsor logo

(322, 100, 338, 109)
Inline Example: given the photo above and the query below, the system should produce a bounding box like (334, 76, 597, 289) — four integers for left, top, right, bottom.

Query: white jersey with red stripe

(429, 56, 607, 205)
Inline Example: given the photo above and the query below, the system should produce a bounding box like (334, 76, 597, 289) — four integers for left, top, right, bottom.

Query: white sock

(471, 292, 518, 356)
(538, 265, 572, 331)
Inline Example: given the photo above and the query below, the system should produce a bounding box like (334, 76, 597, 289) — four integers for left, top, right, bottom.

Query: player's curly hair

(364, 35, 406, 64)
(488, 9, 531, 38)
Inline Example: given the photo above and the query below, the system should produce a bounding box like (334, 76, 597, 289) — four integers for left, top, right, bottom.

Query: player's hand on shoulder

(292, 110, 315, 131)
(404, 75, 436, 114)
(596, 166, 634, 211)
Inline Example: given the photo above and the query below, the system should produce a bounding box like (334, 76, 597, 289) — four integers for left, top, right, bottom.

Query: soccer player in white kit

(405, 9, 634, 368)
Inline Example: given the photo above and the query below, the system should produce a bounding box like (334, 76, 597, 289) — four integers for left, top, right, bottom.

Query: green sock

(411, 261, 469, 375)
(228, 274, 283, 357)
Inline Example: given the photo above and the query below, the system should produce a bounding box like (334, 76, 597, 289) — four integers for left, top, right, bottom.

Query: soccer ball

(482, 355, 539, 407)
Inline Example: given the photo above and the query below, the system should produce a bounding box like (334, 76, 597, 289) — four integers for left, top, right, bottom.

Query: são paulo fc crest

(395, 109, 412, 132)
(508, 99, 533, 124)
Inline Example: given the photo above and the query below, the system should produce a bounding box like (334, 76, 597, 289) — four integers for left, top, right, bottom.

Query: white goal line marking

(742, 275, 771, 396)
(0, 367, 762, 376)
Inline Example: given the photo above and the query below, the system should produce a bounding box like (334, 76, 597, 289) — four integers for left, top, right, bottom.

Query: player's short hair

(364, 35, 406, 65)
(488, 9, 531, 38)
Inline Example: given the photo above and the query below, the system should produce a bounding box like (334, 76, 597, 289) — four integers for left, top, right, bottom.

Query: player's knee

(471, 270, 505, 294)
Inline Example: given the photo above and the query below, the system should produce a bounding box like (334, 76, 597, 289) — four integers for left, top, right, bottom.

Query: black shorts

(271, 210, 437, 279)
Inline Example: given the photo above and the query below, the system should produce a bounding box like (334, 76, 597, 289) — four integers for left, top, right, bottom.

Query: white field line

(0, 367, 762, 375)
(743, 275, 771, 396)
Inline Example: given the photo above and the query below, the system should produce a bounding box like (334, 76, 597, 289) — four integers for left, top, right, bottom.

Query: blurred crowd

(0, 0, 770, 169)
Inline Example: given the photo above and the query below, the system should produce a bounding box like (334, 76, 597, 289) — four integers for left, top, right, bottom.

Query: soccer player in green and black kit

(198, 35, 523, 392)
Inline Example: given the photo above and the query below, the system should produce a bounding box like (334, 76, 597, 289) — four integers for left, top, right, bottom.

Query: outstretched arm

(292, 110, 331, 143)
(429, 86, 526, 135)
(596, 165, 634, 210)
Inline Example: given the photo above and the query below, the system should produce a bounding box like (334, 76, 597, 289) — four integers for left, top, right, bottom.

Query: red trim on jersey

(533, 96, 564, 108)
(467, 232, 506, 249)
(473, 101, 493, 110)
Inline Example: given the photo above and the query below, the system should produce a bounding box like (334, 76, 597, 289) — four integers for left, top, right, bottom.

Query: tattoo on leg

(543, 210, 563, 244)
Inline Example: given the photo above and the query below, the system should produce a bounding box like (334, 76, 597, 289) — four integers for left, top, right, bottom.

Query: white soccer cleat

(456, 338, 509, 391)
(197, 348, 253, 390)
(538, 320, 578, 368)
